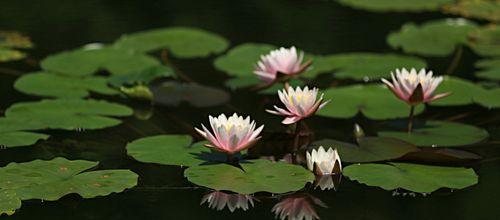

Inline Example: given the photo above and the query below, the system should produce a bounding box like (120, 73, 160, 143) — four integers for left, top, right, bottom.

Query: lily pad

(0, 157, 138, 201)
(41, 47, 160, 77)
(108, 65, 175, 87)
(0, 31, 33, 48)
(184, 159, 315, 194)
(151, 81, 230, 107)
(467, 25, 500, 57)
(308, 53, 427, 80)
(429, 76, 486, 106)
(114, 27, 229, 58)
(475, 58, 500, 81)
(474, 88, 500, 108)
(4, 99, 133, 130)
(387, 19, 478, 57)
(0, 190, 20, 216)
(378, 121, 489, 147)
(14, 72, 118, 99)
(443, 0, 500, 22)
(337, 0, 454, 12)
(126, 135, 211, 167)
(317, 84, 424, 120)
(0, 48, 26, 62)
(343, 162, 478, 193)
(214, 43, 276, 77)
(0, 131, 49, 148)
(312, 137, 418, 163)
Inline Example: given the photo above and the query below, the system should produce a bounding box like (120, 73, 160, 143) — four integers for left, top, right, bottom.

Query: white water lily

(254, 46, 310, 83)
(195, 113, 264, 155)
(201, 191, 256, 212)
(306, 146, 342, 175)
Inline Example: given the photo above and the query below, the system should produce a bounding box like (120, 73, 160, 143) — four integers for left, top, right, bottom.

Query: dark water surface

(0, 0, 499, 219)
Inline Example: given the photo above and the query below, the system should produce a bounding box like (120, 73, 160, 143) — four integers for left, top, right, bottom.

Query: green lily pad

(467, 25, 500, 57)
(387, 19, 478, 57)
(4, 99, 133, 130)
(337, 0, 454, 12)
(151, 81, 230, 107)
(0, 157, 138, 201)
(0, 31, 33, 49)
(429, 76, 485, 106)
(214, 43, 276, 77)
(343, 162, 478, 193)
(108, 65, 175, 87)
(0, 48, 26, 62)
(0, 190, 21, 216)
(444, 0, 500, 22)
(114, 27, 229, 58)
(126, 135, 211, 167)
(378, 121, 489, 147)
(307, 53, 427, 80)
(317, 84, 424, 120)
(312, 137, 418, 163)
(475, 58, 500, 81)
(184, 159, 314, 194)
(474, 88, 500, 109)
(41, 47, 160, 77)
(14, 72, 118, 99)
(0, 131, 49, 148)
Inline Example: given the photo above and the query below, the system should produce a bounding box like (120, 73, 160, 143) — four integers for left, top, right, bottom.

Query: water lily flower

(201, 191, 256, 212)
(381, 68, 451, 106)
(266, 86, 329, 124)
(195, 113, 264, 155)
(306, 146, 342, 176)
(272, 193, 327, 220)
(254, 46, 311, 83)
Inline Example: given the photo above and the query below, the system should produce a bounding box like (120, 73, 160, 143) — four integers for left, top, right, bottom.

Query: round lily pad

(184, 159, 315, 194)
(108, 65, 175, 87)
(4, 99, 133, 130)
(378, 121, 489, 147)
(41, 47, 160, 77)
(475, 58, 500, 81)
(214, 43, 276, 77)
(151, 81, 230, 107)
(308, 53, 427, 80)
(429, 76, 485, 106)
(312, 137, 418, 163)
(113, 27, 229, 58)
(14, 72, 118, 99)
(387, 19, 478, 57)
(0, 131, 49, 148)
(474, 88, 500, 109)
(344, 162, 478, 193)
(0, 190, 20, 216)
(337, 0, 454, 12)
(0, 157, 138, 202)
(317, 84, 424, 120)
(467, 25, 500, 57)
(127, 135, 211, 167)
(444, 0, 500, 23)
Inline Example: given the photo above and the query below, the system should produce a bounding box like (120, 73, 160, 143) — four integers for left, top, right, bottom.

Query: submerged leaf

(114, 27, 229, 58)
(344, 162, 478, 193)
(151, 81, 230, 107)
(0, 48, 26, 62)
(185, 159, 314, 194)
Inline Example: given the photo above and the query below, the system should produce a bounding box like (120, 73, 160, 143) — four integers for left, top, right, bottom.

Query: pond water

(0, 0, 499, 219)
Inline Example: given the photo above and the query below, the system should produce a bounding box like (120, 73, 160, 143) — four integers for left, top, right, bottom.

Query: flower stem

(445, 46, 463, 75)
(408, 105, 415, 134)
(293, 121, 301, 152)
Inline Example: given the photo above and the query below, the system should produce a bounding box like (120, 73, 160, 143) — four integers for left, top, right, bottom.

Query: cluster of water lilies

(195, 46, 450, 177)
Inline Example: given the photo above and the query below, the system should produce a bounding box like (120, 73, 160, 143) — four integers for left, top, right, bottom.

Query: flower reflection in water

(314, 174, 342, 191)
(201, 191, 257, 212)
(272, 193, 327, 220)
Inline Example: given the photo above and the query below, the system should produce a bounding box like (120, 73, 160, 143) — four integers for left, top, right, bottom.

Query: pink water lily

(254, 46, 311, 83)
(195, 113, 264, 155)
(381, 68, 451, 105)
(272, 193, 327, 220)
(266, 86, 330, 124)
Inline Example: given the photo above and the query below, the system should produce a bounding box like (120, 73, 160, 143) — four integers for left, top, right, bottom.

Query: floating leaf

(14, 72, 118, 99)
(0, 190, 20, 216)
(308, 53, 427, 80)
(0, 158, 138, 201)
(443, 0, 500, 22)
(475, 58, 500, 81)
(474, 88, 500, 108)
(378, 121, 489, 147)
(317, 84, 424, 120)
(120, 84, 154, 101)
(337, 0, 454, 12)
(151, 81, 230, 107)
(0, 131, 49, 148)
(41, 47, 160, 77)
(0, 48, 26, 62)
(127, 135, 211, 167)
(467, 25, 500, 57)
(0, 31, 33, 48)
(185, 159, 314, 194)
(114, 27, 229, 58)
(108, 65, 175, 87)
(344, 162, 478, 193)
(225, 76, 262, 90)
(387, 19, 478, 57)
(312, 137, 418, 163)
(214, 43, 276, 77)
(430, 76, 485, 106)
(4, 99, 133, 130)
